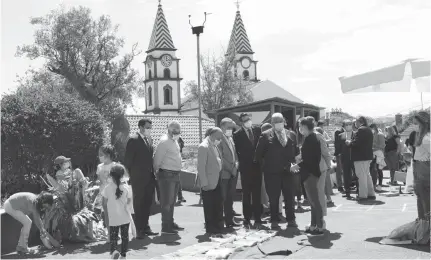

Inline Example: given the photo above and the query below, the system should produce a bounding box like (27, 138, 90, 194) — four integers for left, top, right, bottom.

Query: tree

(184, 53, 253, 112)
(16, 6, 143, 121)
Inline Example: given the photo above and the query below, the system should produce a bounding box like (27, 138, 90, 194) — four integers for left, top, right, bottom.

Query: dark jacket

(298, 132, 321, 180)
(349, 125, 374, 162)
(124, 133, 155, 188)
(254, 129, 299, 174)
(233, 126, 261, 173)
(334, 128, 344, 156)
(338, 131, 353, 162)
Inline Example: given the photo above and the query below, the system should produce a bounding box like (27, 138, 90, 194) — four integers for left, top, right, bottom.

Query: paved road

(2, 174, 429, 259)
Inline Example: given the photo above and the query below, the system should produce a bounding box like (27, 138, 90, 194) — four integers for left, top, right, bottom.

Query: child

(96, 145, 117, 232)
(4, 192, 54, 254)
(102, 164, 132, 259)
(54, 156, 88, 191)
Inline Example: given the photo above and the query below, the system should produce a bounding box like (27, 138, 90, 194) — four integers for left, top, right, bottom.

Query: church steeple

(226, 5, 258, 82)
(144, 0, 182, 115)
(147, 1, 176, 53)
(226, 9, 254, 55)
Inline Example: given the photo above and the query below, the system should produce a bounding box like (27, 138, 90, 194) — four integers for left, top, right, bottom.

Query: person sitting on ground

(4, 192, 56, 254)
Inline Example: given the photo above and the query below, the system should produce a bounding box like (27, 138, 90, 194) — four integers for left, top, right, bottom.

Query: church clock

(161, 54, 172, 67)
(241, 57, 251, 69)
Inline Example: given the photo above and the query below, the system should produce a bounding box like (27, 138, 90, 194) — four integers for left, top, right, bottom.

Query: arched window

(163, 85, 173, 105)
(148, 70, 152, 79)
(164, 68, 170, 78)
(148, 87, 153, 106)
(243, 70, 249, 80)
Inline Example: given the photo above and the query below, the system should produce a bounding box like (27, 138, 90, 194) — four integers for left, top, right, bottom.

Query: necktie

(278, 131, 287, 147)
(144, 137, 149, 147)
(247, 129, 254, 144)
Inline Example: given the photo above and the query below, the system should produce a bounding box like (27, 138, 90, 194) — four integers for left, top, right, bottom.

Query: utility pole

(189, 12, 208, 143)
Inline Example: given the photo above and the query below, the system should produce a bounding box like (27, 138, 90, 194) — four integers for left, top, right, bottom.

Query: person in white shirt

(102, 164, 132, 259)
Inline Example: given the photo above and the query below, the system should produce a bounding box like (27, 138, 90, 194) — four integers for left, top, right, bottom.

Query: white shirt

(224, 134, 236, 162)
(102, 182, 132, 227)
(414, 133, 430, 161)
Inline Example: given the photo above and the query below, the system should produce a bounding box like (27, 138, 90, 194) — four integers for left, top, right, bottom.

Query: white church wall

(146, 82, 155, 110)
(157, 80, 179, 110)
(156, 60, 178, 78)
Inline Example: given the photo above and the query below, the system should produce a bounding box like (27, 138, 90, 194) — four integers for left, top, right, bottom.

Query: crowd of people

(3, 111, 430, 258)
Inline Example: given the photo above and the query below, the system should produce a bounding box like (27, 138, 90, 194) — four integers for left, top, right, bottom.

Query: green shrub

(1, 84, 107, 197)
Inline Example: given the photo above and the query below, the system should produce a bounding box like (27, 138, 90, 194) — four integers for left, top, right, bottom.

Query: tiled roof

(226, 11, 253, 55)
(126, 115, 215, 147)
(147, 3, 176, 52)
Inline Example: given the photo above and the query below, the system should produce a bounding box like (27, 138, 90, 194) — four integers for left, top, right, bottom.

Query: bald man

(154, 121, 184, 235)
(196, 127, 225, 236)
(255, 113, 299, 229)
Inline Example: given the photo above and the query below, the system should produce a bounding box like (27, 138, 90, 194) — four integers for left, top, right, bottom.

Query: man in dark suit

(337, 120, 355, 199)
(233, 113, 263, 229)
(124, 119, 158, 238)
(346, 116, 375, 202)
(255, 113, 299, 229)
(333, 125, 345, 193)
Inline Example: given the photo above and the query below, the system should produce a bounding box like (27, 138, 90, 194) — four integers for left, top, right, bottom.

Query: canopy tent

(339, 59, 430, 94)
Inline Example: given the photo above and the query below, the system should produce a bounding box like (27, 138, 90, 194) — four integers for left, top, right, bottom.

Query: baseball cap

(54, 156, 71, 165)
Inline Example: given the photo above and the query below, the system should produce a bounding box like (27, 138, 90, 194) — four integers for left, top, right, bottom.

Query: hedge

(1, 85, 108, 197)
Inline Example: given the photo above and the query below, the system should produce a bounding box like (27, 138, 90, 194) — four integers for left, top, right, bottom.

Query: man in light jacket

(218, 118, 241, 228)
(196, 127, 224, 236)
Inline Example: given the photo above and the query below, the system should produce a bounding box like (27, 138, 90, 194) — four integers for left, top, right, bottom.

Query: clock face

(161, 55, 172, 67)
(241, 58, 251, 69)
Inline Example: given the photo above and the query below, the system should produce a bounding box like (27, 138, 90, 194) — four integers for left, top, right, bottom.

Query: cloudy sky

(1, 0, 430, 116)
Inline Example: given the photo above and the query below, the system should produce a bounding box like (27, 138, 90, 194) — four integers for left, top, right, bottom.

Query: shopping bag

(413, 219, 430, 245)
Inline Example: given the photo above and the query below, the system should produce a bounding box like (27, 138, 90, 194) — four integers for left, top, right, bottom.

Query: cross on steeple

(235, 0, 241, 10)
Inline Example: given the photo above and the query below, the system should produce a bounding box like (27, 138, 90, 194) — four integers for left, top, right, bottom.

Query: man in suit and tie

(218, 118, 241, 228)
(124, 119, 158, 238)
(255, 113, 299, 229)
(196, 127, 224, 236)
(233, 113, 264, 229)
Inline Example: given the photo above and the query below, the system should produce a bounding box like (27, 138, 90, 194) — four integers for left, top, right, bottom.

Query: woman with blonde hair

(384, 126, 401, 185)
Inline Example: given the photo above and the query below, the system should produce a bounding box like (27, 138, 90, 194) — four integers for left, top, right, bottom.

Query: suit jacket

(298, 132, 321, 180)
(124, 133, 155, 188)
(338, 131, 352, 162)
(316, 132, 332, 172)
(196, 137, 222, 191)
(334, 128, 344, 156)
(349, 125, 374, 162)
(218, 134, 238, 179)
(254, 129, 298, 174)
(233, 126, 261, 173)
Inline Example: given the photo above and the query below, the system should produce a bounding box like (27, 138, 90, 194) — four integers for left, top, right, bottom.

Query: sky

(1, 0, 430, 117)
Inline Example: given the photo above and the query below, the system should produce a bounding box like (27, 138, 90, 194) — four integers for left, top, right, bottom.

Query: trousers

(4, 201, 32, 248)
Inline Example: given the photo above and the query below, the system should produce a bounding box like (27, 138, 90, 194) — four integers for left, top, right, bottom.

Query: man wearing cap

(218, 118, 240, 228)
(124, 118, 158, 238)
(233, 113, 264, 229)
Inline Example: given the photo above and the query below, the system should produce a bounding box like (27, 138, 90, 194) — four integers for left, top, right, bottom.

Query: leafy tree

(184, 53, 254, 112)
(16, 6, 143, 159)
(16, 6, 143, 121)
(1, 80, 107, 197)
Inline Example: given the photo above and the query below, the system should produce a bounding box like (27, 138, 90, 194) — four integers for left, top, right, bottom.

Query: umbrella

(339, 59, 430, 109)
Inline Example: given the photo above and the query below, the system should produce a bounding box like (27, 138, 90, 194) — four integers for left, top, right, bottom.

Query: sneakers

(304, 225, 316, 233)
(327, 201, 335, 207)
(161, 229, 178, 235)
(309, 228, 325, 236)
(16, 246, 36, 255)
(376, 185, 382, 191)
(111, 250, 120, 259)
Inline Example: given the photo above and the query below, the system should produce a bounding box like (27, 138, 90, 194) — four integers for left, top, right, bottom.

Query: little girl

(96, 145, 117, 231)
(102, 164, 132, 259)
(4, 192, 55, 254)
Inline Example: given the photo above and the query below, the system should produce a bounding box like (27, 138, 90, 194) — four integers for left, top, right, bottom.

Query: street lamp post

(189, 13, 208, 143)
